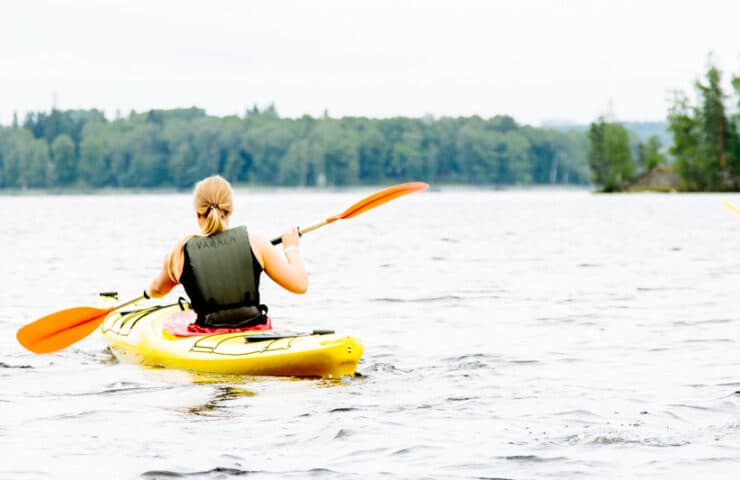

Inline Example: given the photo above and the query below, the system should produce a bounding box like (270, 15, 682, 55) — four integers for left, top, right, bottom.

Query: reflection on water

(3, 189, 740, 478)
(183, 385, 258, 417)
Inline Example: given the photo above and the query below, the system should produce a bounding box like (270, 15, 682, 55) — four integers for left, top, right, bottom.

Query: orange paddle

(271, 181, 429, 244)
(17, 295, 145, 354)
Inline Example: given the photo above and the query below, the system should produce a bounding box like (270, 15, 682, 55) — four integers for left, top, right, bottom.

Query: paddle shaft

(270, 182, 428, 245)
(270, 221, 325, 246)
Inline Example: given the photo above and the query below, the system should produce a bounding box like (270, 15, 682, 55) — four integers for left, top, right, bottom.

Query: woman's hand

(280, 226, 300, 251)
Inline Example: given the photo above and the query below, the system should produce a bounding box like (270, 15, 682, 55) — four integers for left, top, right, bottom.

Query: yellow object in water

(723, 199, 740, 216)
(101, 304, 363, 378)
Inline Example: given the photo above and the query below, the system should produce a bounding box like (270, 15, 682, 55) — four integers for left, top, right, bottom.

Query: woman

(145, 175, 307, 329)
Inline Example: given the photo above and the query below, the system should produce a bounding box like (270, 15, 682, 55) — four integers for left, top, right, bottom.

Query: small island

(589, 62, 739, 193)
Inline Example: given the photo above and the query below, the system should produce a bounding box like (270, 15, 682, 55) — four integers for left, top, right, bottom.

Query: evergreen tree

(696, 65, 735, 189)
(668, 64, 739, 191)
(731, 75, 740, 174)
(588, 118, 634, 192)
(636, 135, 666, 172)
(667, 91, 702, 190)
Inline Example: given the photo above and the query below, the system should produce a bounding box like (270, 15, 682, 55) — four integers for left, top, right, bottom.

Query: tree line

(588, 62, 739, 192)
(0, 106, 591, 190)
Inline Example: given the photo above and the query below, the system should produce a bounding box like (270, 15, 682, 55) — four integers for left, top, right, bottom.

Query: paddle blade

(16, 306, 113, 354)
(329, 181, 429, 222)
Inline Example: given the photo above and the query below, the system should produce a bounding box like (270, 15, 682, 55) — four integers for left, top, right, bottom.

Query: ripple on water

(370, 295, 465, 303)
(499, 455, 569, 463)
(682, 338, 734, 344)
(446, 395, 475, 403)
(552, 409, 602, 419)
(62, 382, 176, 397)
(437, 353, 502, 372)
(508, 359, 540, 365)
(141, 467, 257, 478)
(361, 362, 412, 375)
(717, 382, 740, 388)
(589, 435, 690, 447)
(329, 407, 358, 413)
(0, 362, 32, 369)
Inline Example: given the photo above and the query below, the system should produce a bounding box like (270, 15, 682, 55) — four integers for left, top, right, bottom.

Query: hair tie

(209, 203, 219, 211)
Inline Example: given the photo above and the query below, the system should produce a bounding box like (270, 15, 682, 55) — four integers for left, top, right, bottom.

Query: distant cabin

(627, 166, 680, 192)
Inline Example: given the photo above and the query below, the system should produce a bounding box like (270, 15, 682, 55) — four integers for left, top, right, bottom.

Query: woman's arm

(146, 241, 184, 298)
(147, 265, 177, 298)
(251, 228, 308, 294)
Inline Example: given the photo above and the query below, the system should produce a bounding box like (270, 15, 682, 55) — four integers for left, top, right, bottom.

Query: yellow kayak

(101, 304, 363, 378)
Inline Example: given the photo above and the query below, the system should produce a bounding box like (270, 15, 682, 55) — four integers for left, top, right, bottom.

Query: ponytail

(202, 206, 226, 235)
(166, 175, 235, 282)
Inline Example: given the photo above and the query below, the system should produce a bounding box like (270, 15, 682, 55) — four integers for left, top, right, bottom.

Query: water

(2, 188, 740, 479)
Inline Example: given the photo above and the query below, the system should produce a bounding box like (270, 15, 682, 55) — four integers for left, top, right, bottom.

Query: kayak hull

(101, 305, 363, 378)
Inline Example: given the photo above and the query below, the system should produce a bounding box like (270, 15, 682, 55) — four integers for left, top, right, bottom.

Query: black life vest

(180, 226, 267, 328)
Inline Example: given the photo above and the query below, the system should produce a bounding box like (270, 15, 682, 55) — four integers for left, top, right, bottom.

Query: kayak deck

(101, 304, 363, 378)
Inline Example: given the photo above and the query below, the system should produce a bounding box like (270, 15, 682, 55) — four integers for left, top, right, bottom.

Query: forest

(0, 107, 591, 190)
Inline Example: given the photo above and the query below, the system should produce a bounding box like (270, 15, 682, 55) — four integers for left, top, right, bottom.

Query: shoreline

(0, 183, 595, 196)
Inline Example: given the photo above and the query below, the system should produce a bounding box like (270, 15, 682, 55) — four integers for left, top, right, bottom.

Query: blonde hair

(193, 175, 233, 235)
(164, 175, 235, 282)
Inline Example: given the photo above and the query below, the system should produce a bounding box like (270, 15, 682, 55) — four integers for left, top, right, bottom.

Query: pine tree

(588, 118, 634, 192)
(696, 65, 735, 189)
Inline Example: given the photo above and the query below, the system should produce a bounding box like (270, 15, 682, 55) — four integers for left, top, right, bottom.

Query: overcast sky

(0, 0, 737, 126)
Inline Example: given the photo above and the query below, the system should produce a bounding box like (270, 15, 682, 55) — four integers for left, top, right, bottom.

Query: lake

(2, 188, 740, 479)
